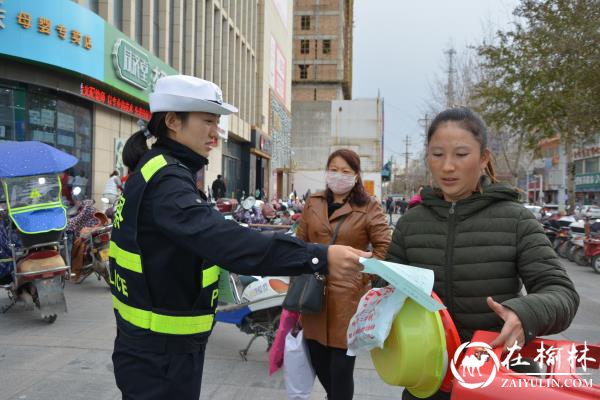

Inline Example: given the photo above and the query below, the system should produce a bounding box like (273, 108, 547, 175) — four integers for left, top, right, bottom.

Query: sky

(352, 0, 520, 167)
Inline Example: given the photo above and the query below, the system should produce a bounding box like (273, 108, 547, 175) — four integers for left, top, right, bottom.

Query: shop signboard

(104, 26, 176, 102)
(0, 0, 177, 104)
(575, 172, 600, 192)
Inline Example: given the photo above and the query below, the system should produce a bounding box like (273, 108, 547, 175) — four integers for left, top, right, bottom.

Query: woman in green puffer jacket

(387, 107, 580, 400)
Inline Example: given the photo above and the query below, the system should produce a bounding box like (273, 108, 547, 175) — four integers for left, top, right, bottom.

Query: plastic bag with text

(346, 285, 407, 356)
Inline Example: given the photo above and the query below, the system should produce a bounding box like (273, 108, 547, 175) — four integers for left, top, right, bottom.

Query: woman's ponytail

(122, 129, 149, 171)
(122, 111, 190, 171)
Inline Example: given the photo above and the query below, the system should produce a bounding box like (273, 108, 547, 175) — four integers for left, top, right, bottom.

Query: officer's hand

(326, 245, 371, 281)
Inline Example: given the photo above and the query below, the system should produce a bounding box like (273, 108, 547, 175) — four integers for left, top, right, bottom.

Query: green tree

(474, 0, 600, 209)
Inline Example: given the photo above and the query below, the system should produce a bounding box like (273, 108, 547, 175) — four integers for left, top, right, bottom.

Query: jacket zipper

(445, 202, 457, 317)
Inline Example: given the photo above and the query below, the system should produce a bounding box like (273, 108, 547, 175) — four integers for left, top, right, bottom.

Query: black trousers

(401, 388, 451, 400)
(112, 337, 206, 400)
(305, 339, 356, 400)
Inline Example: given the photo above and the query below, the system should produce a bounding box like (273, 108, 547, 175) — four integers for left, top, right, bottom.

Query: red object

(269, 309, 300, 375)
(584, 237, 600, 268)
(408, 194, 422, 209)
(432, 292, 462, 393)
(450, 330, 600, 399)
(80, 83, 151, 120)
(61, 172, 73, 204)
(216, 198, 238, 213)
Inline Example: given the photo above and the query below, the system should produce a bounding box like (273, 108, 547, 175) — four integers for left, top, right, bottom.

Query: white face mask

(326, 171, 357, 195)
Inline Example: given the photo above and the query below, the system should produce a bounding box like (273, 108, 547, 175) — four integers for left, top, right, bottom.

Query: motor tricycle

(0, 141, 76, 322)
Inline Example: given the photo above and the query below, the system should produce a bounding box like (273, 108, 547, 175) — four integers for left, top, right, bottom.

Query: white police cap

(149, 75, 238, 115)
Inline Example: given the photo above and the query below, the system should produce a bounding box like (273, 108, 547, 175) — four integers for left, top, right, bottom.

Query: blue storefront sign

(0, 0, 104, 81)
(0, 0, 177, 103)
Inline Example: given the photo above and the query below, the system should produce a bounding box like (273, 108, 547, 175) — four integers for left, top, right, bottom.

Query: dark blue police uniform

(110, 137, 328, 399)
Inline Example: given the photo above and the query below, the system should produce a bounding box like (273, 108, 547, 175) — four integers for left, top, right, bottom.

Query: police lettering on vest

(108, 152, 220, 336)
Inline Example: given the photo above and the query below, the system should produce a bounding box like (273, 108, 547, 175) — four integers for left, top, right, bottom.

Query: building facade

(291, 97, 384, 199)
(290, 0, 383, 199)
(574, 139, 600, 204)
(254, 0, 293, 200)
(0, 0, 258, 202)
(292, 0, 353, 101)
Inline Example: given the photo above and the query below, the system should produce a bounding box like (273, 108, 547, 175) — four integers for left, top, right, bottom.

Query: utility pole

(403, 135, 412, 195)
(445, 47, 457, 107)
(419, 113, 432, 185)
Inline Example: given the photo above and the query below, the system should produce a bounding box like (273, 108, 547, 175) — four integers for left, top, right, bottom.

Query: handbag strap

(327, 214, 347, 245)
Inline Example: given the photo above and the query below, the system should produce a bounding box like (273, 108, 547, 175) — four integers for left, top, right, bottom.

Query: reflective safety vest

(109, 151, 220, 336)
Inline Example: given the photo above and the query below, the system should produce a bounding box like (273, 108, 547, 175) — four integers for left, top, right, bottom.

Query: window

(299, 65, 309, 79)
(576, 160, 584, 175)
(182, 0, 187, 70)
(301, 15, 310, 30)
(135, 0, 143, 44)
(0, 82, 93, 196)
(322, 39, 331, 54)
(169, 0, 175, 65)
(585, 157, 599, 174)
(300, 40, 309, 54)
(113, 0, 123, 30)
(153, 0, 159, 55)
(82, 0, 99, 14)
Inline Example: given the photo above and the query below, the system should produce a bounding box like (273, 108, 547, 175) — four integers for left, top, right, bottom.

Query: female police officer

(109, 75, 371, 399)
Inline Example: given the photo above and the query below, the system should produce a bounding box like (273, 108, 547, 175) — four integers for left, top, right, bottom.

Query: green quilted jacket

(386, 180, 579, 343)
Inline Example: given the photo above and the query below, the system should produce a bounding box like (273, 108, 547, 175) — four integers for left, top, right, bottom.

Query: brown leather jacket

(296, 191, 391, 349)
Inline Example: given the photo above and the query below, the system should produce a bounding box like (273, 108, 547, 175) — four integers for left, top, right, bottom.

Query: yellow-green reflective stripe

(202, 265, 220, 287)
(109, 241, 142, 273)
(112, 295, 214, 335)
(141, 155, 168, 182)
(11, 201, 64, 214)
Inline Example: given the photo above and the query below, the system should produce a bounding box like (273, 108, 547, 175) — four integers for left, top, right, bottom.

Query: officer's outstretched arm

(150, 171, 321, 276)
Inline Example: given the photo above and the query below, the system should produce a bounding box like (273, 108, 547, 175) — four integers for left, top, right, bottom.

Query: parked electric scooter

(215, 270, 289, 360)
(215, 219, 294, 360)
(565, 220, 585, 263)
(0, 141, 76, 322)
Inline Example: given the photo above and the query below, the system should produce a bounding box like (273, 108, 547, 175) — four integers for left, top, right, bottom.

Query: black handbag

(283, 215, 347, 314)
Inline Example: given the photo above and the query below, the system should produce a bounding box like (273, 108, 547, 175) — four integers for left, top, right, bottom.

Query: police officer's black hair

(123, 112, 189, 171)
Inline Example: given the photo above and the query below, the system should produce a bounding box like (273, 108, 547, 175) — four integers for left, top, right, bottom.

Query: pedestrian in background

(102, 171, 121, 211)
(385, 196, 394, 225)
(211, 174, 226, 199)
(297, 148, 391, 400)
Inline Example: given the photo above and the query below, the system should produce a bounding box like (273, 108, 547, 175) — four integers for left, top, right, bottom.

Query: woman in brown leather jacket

(296, 148, 391, 400)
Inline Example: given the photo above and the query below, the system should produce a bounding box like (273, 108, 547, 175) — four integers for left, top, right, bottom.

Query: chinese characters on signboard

(15, 10, 92, 50)
(112, 38, 167, 92)
(574, 145, 600, 160)
(0, 0, 6, 30)
(80, 83, 151, 121)
(575, 173, 600, 190)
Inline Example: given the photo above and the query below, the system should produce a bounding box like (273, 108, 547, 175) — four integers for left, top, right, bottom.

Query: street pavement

(0, 230, 599, 399)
